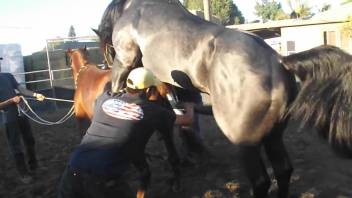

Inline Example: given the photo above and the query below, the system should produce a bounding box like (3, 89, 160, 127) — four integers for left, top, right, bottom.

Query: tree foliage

(319, 4, 331, 12)
(342, 16, 352, 37)
(342, 0, 352, 5)
(68, 25, 76, 38)
(285, 0, 312, 19)
(183, 0, 244, 25)
(255, 0, 288, 22)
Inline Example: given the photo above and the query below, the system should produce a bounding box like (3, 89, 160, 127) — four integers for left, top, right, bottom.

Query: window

(324, 31, 337, 46)
(287, 41, 296, 55)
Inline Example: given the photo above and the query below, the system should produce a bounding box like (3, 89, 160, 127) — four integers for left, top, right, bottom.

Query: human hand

(136, 188, 145, 198)
(11, 96, 21, 104)
(34, 93, 45, 101)
(182, 102, 195, 113)
(175, 102, 194, 125)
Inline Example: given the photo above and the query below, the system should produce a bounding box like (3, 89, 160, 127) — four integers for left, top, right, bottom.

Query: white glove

(33, 93, 45, 101)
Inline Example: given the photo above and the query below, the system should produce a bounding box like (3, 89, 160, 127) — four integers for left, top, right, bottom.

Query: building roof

(227, 3, 352, 39)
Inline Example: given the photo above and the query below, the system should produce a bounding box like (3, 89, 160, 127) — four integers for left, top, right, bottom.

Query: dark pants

(175, 88, 205, 157)
(179, 113, 205, 155)
(58, 166, 134, 198)
(5, 116, 37, 175)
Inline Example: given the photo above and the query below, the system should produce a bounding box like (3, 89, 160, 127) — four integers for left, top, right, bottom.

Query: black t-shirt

(69, 91, 176, 177)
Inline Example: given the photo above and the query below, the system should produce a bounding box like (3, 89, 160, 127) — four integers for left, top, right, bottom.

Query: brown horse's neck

(70, 53, 90, 88)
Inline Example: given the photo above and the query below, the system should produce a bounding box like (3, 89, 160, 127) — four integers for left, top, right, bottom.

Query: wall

(281, 23, 352, 55)
(0, 44, 25, 84)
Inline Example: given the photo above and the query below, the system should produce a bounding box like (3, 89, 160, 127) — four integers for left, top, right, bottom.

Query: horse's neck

(72, 61, 89, 80)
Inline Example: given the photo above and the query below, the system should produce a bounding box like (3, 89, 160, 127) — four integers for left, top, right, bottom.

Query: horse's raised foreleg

(239, 144, 271, 198)
(111, 36, 142, 93)
(111, 58, 131, 92)
(263, 120, 293, 198)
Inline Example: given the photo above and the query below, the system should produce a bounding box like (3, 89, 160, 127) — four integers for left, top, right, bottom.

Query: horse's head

(92, 28, 115, 68)
(67, 47, 89, 76)
(93, 0, 127, 68)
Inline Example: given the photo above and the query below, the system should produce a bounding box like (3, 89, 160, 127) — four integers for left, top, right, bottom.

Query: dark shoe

(19, 174, 33, 184)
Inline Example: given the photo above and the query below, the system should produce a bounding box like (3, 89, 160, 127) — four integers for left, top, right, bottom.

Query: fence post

(45, 40, 58, 110)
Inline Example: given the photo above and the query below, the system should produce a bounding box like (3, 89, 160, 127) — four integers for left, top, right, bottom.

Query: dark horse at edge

(94, 0, 352, 197)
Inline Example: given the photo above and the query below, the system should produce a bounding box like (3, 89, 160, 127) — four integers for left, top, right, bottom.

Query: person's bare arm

(174, 102, 194, 126)
(0, 96, 21, 109)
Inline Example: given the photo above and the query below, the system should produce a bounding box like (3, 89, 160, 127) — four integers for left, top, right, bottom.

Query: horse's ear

(92, 28, 100, 37)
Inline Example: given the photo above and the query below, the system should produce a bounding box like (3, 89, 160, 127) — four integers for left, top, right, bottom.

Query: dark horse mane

(282, 45, 352, 157)
(282, 45, 352, 81)
(96, 0, 127, 50)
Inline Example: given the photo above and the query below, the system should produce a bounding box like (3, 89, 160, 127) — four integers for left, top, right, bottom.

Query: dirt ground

(1, 108, 352, 198)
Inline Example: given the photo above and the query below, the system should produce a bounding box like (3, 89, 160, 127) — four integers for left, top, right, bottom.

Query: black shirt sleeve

(8, 74, 35, 96)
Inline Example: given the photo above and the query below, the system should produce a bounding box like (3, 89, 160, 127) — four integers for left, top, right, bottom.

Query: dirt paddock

(1, 108, 352, 198)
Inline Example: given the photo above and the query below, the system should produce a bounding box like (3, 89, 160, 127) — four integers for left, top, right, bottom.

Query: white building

(0, 44, 25, 84)
(228, 3, 352, 55)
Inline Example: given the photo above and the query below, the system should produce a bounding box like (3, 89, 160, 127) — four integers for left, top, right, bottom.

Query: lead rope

(74, 65, 88, 88)
(17, 96, 75, 125)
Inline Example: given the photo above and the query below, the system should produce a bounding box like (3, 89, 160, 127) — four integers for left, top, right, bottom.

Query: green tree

(183, 0, 202, 10)
(255, 0, 288, 22)
(68, 25, 76, 38)
(342, 16, 352, 37)
(342, 0, 352, 4)
(230, 3, 245, 24)
(285, 0, 312, 19)
(319, 4, 331, 12)
(183, 0, 244, 25)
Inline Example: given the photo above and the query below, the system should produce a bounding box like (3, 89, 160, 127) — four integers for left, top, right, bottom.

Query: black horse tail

(96, 0, 127, 50)
(281, 45, 352, 158)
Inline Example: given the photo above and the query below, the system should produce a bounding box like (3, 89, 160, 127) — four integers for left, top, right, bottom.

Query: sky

(0, 0, 111, 55)
(0, 0, 344, 55)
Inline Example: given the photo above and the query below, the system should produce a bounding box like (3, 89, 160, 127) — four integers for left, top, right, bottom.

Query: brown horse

(67, 47, 112, 133)
(67, 47, 177, 133)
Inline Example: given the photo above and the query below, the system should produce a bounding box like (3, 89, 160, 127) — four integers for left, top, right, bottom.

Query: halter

(74, 64, 88, 88)
(103, 43, 114, 68)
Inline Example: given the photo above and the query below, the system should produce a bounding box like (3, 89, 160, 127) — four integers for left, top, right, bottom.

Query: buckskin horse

(94, 0, 352, 197)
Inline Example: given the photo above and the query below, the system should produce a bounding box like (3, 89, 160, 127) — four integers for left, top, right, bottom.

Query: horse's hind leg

(77, 118, 91, 136)
(263, 120, 293, 198)
(239, 144, 271, 198)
